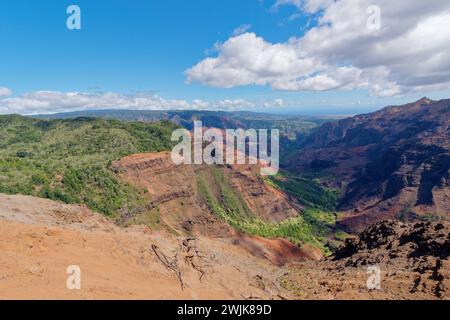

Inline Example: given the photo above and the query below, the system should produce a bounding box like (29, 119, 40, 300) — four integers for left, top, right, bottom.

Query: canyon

(1, 192, 448, 300)
(0, 97, 449, 299)
(286, 98, 450, 233)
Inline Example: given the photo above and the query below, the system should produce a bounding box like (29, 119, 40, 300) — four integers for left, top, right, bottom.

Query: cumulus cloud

(186, 0, 450, 96)
(0, 90, 280, 114)
(186, 33, 323, 89)
(0, 87, 12, 97)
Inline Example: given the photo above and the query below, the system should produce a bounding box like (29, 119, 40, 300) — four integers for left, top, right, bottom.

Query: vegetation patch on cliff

(267, 173, 339, 212)
(197, 167, 334, 254)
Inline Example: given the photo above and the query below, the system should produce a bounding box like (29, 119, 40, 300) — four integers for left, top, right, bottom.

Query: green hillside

(0, 114, 340, 253)
(0, 115, 177, 216)
(196, 166, 336, 254)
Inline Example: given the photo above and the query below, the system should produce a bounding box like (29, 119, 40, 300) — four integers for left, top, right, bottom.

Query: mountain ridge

(286, 98, 450, 232)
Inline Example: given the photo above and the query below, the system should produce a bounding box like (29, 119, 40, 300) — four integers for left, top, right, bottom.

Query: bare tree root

(180, 238, 207, 281)
(151, 244, 185, 290)
(151, 238, 209, 291)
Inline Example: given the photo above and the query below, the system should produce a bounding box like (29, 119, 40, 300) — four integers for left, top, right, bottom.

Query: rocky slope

(0, 193, 294, 299)
(113, 152, 299, 230)
(282, 220, 450, 300)
(286, 98, 450, 232)
(1, 194, 448, 300)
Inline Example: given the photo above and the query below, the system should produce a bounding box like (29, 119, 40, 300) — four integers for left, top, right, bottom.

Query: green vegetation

(267, 172, 340, 212)
(266, 171, 342, 254)
(0, 115, 177, 216)
(36, 109, 332, 161)
(420, 213, 443, 222)
(197, 167, 336, 254)
(398, 205, 442, 223)
(0, 114, 342, 255)
(334, 230, 351, 242)
(123, 207, 179, 235)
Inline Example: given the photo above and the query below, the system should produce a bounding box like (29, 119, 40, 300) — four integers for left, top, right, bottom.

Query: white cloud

(232, 24, 252, 36)
(0, 91, 190, 114)
(216, 99, 256, 109)
(288, 13, 302, 21)
(273, 0, 302, 10)
(273, 0, 334, 13)
(186, 0, 450, 96)
(262, 98, 284, 108)
(0, 87, 12, 97)
(0, 90, 280, 114)
(186, 33, 323, 89)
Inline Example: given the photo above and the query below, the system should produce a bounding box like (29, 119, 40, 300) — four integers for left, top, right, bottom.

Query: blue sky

(0, 0, 449, 115)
